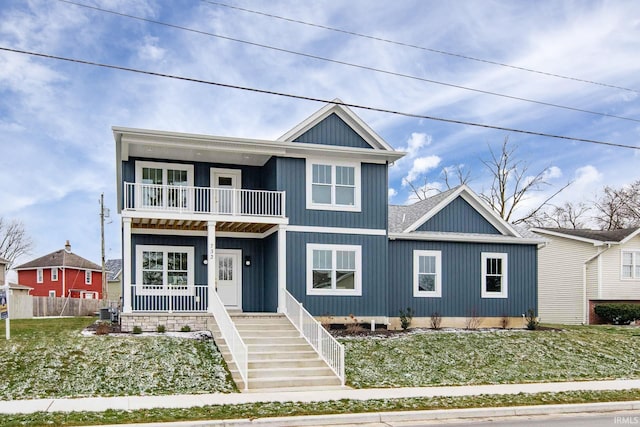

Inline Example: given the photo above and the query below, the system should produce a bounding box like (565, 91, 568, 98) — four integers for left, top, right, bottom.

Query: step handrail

(282, 290, 345, 385)
(209, 291, 249, 390)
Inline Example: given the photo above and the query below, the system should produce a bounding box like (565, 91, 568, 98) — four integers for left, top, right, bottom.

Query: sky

(0, 0, 639, 271)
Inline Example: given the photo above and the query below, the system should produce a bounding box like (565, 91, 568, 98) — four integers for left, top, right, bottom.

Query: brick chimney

(64, 240, 71, 253)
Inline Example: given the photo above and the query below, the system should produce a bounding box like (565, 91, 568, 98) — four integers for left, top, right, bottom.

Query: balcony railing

(131, 284, 208, 312)
(124, 182, 285, 217)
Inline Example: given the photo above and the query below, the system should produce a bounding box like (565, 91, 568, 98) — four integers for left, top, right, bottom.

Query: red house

(14, 241, 103, 299)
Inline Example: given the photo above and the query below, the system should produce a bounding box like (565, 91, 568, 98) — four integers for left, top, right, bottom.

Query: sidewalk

(1, 379, 640, 415)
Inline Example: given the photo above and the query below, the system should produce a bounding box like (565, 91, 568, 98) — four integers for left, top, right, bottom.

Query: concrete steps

(210, 313, 343, 391)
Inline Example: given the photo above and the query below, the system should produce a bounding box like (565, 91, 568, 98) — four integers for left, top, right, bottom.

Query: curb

(91, 400, 640, 426)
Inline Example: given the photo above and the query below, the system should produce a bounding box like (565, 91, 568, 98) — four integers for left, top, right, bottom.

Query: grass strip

(4, 389, 640, 427)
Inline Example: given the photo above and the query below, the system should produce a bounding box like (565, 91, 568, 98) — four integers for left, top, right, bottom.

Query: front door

(211, 168, 241, 214)
(216, 249, 242, 310)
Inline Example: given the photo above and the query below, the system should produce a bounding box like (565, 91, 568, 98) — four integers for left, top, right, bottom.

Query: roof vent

(64, 240, 71, 253)
(402, 213, 406, 223)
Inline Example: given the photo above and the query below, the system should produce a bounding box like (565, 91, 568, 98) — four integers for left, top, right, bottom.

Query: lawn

(0, 317, 236, 400)
(341, 325, 640, 388)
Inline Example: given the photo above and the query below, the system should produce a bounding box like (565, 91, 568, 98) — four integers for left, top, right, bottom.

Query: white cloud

(399, 132, 432, 158)
(137, 36, 166, 61)
(388, 188, 398, 199)
(544, 166, 562, 180)
(403, 155, 442, 185)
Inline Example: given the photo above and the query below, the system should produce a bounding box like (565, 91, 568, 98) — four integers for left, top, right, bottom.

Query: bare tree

(441, 164, 472, 190)
(523, 201, 591, 229)
(402, 176, 441, 201)
(479, 136, 571, 224)
(593, 180, 640, 230)
(0, 218, 33, 268)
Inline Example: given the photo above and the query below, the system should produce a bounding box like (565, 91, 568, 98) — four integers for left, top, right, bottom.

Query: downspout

(582, 244, 612, 324)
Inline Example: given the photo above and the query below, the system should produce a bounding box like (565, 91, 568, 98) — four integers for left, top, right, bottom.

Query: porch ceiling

(131, 218, 277, 234)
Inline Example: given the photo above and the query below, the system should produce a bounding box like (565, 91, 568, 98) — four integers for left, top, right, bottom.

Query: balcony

(124, 182, 286, 218)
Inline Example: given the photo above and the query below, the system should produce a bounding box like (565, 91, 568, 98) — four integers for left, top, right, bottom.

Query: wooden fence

(33, 296, 101, 317)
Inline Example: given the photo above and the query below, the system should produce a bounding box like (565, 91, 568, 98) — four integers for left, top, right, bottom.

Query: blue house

(114, 100, 540, 390)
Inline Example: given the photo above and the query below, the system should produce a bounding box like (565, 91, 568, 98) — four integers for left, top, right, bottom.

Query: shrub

(95, 322, 111, 335)
(180, 325, 191, 332)
(465, 308, 482, 330)
(157, 324, 166, 333)
(525, 308, 539, 330)
(132, 326, 142, 334)
(594, 303, 640, 325)
(430, 312, 442, 330)
(399, 307, 413, 331)
(500, 314, 510, 329)
(345, 314, 364, 334)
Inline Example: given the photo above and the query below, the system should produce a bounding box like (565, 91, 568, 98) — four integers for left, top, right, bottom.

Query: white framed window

(413, 250, 442, 297)
(85, 270, 92, 285)
(306, 160, 361, 212)
(622, 250, 640, 279)
(481, 252, 508, 298)
(48, 290, 56, 297)
(51, 268, 58, 281)
(135, 245, 195, 295)
(306, 244, 362, 296)
(36, 268, 44, 283)
(134, 161, 194, 210)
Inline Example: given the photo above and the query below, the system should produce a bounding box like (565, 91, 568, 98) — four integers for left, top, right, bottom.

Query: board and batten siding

(286, 231, 388, 317)
(388, 240, 537, 318)
(293, 113, 372, 149)
(536, 234, 597, 325)
(596, 235, 640, 300)
(274, 157, 388, 229)
(417, 197, 501, 234)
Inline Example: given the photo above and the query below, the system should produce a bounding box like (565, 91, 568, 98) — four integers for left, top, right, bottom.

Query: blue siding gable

(294, 113, 372, 149)
(417, 196, 501, 234)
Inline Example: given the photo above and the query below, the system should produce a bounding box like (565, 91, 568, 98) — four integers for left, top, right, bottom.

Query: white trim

(123, 218, 132, 312)
(288, 225, 386, 236)
(277, 225, 287, 312)
(621, 249, 640, 280)
(388, 232, 541, 245)
(216, 248, 243, 310)
(135, 160, 194, 186)
(210, 167, 242, 189)
(413, 250, 442, 298)
(530, 228, 628, 246)
(135, 245, 195, 296)
(620, 228, 640, 244)
(51, 268, 58, 282)
(305, 159, 361, 212)
(48, 290, 56, 297)
(84, 270, 92, 285)
(130, 227, 280, 239)
(207, 221, 216, 314)
(36, 268, 43, 284)
(122, 210, 289, 225)
(481, 252, 508, 299)
(306, 243, 362, 296)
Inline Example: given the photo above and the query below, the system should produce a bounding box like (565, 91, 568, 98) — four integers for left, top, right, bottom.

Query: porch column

(122, 217, 132, 313)
(207, 221, 216, 313)
(277, 224, 287, 313)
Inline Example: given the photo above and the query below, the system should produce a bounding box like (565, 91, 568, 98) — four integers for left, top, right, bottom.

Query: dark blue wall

(294, 113, 372, 149)
(388, 240, 537, 317)
(286, 232, 388, 316)
(417, 197, 501, 234)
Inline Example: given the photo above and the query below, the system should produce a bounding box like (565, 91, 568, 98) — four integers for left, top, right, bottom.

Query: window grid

(309, 162, 358, 209)
(137, 246, 194, 295)
(36, 268, 43, 284)
(307, 244, 361, 296)
(481, 252, 508, 298)
(622, 251, 640, 279)
(85, 270, 92, 285)
(413, 250, 442, 297)
(51, 268, 58, 281)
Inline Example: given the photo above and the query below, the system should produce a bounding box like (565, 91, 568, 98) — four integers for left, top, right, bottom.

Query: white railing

(123, 182, 285, 218)
(282, 290, 345, 386)
(209, 290, 249, 391)
(131, 284, 207, 312)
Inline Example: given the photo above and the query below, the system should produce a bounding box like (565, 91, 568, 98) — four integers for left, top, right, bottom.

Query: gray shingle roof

(14, 248, 101, 271)
(388, 187, 460, 233)
(535, 227, 640, 243)
(105, 259, 122, 281)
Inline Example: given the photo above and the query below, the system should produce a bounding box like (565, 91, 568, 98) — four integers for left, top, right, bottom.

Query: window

(306, 244, 362, 296)
(622, 250, 640, 279)
(51, 268, 58, 281)
(48, 290, 56, 297)
(413, 250, 442, 297)
(36, 268, 43, 283)
(134, 161, 194, 209)
(135, 245, 194, 295)
(306, 160, 360, 211)
(85, 270, 92, 285)
(481, 253, 508, 298)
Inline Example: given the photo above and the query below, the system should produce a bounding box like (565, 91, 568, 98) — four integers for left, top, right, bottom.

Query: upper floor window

(481, 252, 508, 298)
(622, 251, 640, 279)
(306, 160, 361, 212)
(413, 250, 442, 297)
(85, 270, 92, 285)
(36, 268, 43, 283)
(134, 161, 194, 209)
(51, 268, 58, 281)
(306, 243, 362, 296)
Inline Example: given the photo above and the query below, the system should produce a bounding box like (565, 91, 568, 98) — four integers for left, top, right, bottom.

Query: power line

(202, 0, 640, 95)
(56, 0, 640, 124)
(1, 46, 638, 151)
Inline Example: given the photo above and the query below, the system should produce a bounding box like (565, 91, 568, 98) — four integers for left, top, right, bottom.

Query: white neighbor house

(532, 227, 640, 325)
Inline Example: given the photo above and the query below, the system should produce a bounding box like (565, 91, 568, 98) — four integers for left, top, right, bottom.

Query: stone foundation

(120, 313, 213, 332)
(317, 315, 529, 330)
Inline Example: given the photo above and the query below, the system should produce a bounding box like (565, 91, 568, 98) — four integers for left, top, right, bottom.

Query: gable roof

(278, 99, 395, 151)
(14, 248, 101, 271)
(105, 259, 122, 281)
(389, 187, 458, 233)
(531, 227, 640, 245)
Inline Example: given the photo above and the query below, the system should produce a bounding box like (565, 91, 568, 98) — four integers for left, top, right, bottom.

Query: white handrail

(124, 182, 285, 217)
(209, 291, 249, 390)
(282, 290, 345, 385)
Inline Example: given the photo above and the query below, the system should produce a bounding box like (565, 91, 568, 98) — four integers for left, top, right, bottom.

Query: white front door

(216, 249, 242, 310)
(211, 168, 241, 214)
